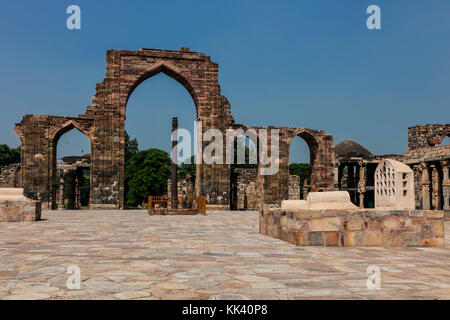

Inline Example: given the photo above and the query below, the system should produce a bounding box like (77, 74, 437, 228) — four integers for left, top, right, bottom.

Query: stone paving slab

(0, 210, 449, 300)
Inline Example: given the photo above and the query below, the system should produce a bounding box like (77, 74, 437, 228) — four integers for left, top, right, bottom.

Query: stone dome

(335, 139, 372, 159)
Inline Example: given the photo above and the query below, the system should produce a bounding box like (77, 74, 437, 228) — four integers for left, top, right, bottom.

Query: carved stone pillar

(358, 162, 366, 208)
(67, 169, 76, 210)
(75, 170, 81, 209)
(58, 170, 65, 210)
(430, 165, 440, 209)
(441, 161, 449, 210)
(333, 165, 339, 190)
(302, 178, 309, 200)
(421, 163, 431, 210)
(412, 164, 421, 209)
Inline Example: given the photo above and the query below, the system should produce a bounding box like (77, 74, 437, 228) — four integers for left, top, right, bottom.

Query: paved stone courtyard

(0, 210, 449, 300)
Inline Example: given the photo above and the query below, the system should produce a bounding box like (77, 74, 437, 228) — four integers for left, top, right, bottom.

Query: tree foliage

(177, 155, 196, 179)
(0, 145, 20, 171)
(289, 163, 310, 178)
(125, 132, 139, 163)
(125, 148, 171, 208)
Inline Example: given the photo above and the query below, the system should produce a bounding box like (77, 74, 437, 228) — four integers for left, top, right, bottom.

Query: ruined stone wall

(168, 176, 196, 200)
(255, 126, 335, 209)
(288, 175, 300, 200)
(15, 48, 336, 210)
(408, 124, 450, 150)
(0, 164, 21, 188)
(14, 116, 94, 209)
(235, 168, 257, 210)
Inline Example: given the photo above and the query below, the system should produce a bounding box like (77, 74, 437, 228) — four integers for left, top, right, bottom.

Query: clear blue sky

(0, 1, 449, 163)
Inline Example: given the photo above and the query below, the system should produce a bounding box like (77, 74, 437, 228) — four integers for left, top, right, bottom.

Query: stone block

(363, 230, 383, 247)
(286, 230, 296, 245)
(426, 211, 444, 219)
(325, 232, 340, 247)
(307, 232, 324, 246)
(383, 230, 403, 247)
(431, 221, 444, 238)
(267, 225, 274, 238)
(420, 238, 444, 247)
(345, 231, 363, 246)
(280, 215, 288, 228)
(401, 232, 420, 247)
(420, 223, 433, 239)
(344, 217, 365, 231)
(274, 225, 282, 239)
(368, 221, 382, 230)
(287, 217, 297, 230)
(295, 231, 307, 246)
(382, 217, 401, 229)
(308, 217, 341, 232)
(0, 189, 41, 222)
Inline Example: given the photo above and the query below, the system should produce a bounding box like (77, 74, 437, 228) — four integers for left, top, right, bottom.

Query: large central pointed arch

(123, 61, 200, 118)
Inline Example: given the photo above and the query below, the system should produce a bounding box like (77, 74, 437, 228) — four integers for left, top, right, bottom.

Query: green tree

(125, 148, 171, 208)
(0, 145, 20, 171)
(124, 132, 139, 206)
(125, 131, 139, 164)
(177, 155, 196, 179)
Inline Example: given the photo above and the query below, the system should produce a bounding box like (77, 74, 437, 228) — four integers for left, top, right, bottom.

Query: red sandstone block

(345, 231, 363, 246)
(431, 221, 444, 238)
(382, 230, 403, 247)
(363, 230, 382, 247)
(307, 232, 324, 246)
(421, 238, 444, 247)
(325, 232, 340, 247)
(295, 231, 306, 246)
(344, 217, 365, 231)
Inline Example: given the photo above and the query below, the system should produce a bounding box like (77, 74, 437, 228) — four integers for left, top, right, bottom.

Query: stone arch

(50, 119, 94, 145)
(50, 120, 94, 209)
(81, 48, 237, 208)
(287, 129, 320, 199)
(288, 129, 319, 170)
(123, 61, 199, 117)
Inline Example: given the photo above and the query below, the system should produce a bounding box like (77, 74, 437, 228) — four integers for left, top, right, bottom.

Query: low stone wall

(0, 200, 41, 222)
(260, 208, 446, 247)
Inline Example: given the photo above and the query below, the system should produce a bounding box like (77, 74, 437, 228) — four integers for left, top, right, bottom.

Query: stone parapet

(0, 188, 41, 222)
(260, 208, 446, 247)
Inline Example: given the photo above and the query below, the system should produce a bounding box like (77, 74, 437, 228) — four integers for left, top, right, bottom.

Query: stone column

(337, 164, 343, 189)
(333, 165, 339, 190)
(302, 178, 309, 200)
(58, 170, 65, 210)
(412, 164, 421, 209)
(431, 165, 440, 209)
(75, 170, 80, 209)
(171, 117, 178, 209)
(421, 163, 431, 210)
(358, 162, 366, 208)
(441, 161, 449, 210)
(67, 169, 76, 210)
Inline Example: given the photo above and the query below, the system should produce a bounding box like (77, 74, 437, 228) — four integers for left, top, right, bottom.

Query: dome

(335, 139, 372, 159)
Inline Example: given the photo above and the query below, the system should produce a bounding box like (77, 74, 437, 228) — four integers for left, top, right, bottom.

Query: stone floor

(0, 210, 449, 300)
